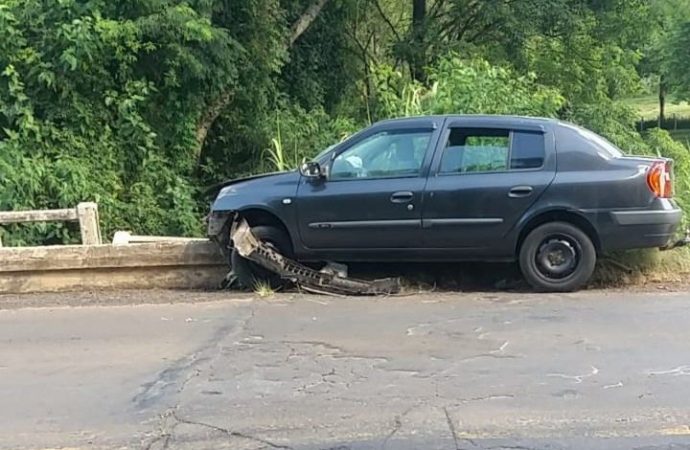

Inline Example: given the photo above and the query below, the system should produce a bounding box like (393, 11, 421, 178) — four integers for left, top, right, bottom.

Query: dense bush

(370, 57, 565, 119)
(0, 0, 251, 245)
(258, 100, 359, 173)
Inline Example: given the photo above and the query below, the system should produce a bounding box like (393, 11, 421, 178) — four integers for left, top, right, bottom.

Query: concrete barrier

(0, 202, 102, 246)
(0, 240, 227, 294)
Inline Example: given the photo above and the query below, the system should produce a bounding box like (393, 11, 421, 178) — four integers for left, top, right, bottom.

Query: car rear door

(421, 119, 556, 256)
(296, 119, 442, 250)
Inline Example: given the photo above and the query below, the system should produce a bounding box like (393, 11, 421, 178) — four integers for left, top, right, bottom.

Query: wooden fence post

(77, 202, 102, 246)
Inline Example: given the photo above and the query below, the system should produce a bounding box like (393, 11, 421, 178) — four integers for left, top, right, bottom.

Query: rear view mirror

(300, 161, 323, 179)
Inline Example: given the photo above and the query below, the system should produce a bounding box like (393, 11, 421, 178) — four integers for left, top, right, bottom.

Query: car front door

(421, 121, 556, 255)
(296, 121, 441, 251)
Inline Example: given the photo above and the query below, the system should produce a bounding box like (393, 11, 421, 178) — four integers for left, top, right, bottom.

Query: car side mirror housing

(299, 161, 324, 180)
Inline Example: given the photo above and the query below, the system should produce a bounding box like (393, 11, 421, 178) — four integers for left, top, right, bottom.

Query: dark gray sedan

(208, 115, 682, 292)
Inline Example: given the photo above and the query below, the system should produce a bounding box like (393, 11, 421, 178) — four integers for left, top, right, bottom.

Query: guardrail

(0, 202, 227, 294)
(0, 202, 102, 247)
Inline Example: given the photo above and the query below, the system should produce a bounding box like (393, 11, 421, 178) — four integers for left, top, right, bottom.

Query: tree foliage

(666, 21, 690, 100)
(371, 56, 564, 118)
(1, 0, 689, 244)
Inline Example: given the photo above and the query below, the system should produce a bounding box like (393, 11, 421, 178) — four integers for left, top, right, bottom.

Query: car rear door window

(439, 128, 545, 174)
(440, 128, 510, 174)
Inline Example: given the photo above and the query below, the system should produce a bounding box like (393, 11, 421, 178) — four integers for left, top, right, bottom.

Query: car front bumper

(206, 211, 234, 240)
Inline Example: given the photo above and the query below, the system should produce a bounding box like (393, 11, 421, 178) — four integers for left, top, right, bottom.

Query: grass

(670, 129, 690, 146)
(253, 280, 275, 298)
(624, 94, 690, 121)
(624, 94, 690, 144)
(593, 248, 690, 287)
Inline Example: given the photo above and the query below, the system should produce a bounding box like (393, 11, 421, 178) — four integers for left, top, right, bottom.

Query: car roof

(376, 114, 560, 130)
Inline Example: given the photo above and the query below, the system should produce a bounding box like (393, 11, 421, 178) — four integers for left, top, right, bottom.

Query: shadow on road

(347, 261, 527, 292)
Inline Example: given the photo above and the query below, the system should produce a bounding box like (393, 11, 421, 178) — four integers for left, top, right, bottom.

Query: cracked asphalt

(2, 288, 690, 449)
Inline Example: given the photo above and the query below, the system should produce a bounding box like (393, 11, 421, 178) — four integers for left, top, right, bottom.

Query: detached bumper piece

(231, 220, 401, 296)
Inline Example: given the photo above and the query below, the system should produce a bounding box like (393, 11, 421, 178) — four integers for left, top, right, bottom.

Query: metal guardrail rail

(0, 202, 102, 247)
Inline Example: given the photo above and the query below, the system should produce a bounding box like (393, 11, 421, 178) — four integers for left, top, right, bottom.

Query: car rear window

(576, 126, 624, 158)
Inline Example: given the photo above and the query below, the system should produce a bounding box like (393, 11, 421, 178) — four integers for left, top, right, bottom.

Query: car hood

(205, 170, 297, 197)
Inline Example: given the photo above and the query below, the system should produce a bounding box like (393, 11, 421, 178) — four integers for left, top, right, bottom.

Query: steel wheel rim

(534, 234, 581, 280)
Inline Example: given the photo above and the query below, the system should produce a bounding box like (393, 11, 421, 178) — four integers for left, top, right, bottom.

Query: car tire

(231, 225, 293, 291)
(519, 221, 596, 292)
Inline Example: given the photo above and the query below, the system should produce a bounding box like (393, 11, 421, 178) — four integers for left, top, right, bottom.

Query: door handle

(508, 186, 534, 198)
(390, 191, 414, 203)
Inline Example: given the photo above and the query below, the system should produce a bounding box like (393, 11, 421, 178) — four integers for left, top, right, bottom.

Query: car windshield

(313, 144, 336, 161)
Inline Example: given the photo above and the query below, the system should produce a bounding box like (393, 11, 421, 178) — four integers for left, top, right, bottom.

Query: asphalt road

(2, 288, 690, 450)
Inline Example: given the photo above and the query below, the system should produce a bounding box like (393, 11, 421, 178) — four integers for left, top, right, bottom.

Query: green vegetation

(1, 0, 690, 247)
(594, 248, 690, 287)
(624, 95, 690, 121)
(671, 129, 690, 145)
(253, 280, 276, 298)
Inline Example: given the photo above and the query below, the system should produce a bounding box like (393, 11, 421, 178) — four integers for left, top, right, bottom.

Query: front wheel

(519, 222, 596, 292)
(231, 225, 293, 290)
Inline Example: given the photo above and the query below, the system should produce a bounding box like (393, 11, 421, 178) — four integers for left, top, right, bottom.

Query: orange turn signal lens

(646, 161, 673, 198)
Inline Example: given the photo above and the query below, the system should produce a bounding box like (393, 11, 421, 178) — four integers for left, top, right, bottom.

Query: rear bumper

(599, 204, 683, 251)
(611, 209, 683, 226)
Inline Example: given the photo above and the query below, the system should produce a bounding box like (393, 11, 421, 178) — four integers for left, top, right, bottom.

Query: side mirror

(299, 161, 324, 179)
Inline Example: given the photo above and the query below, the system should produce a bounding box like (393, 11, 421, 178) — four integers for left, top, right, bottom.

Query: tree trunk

(290, 0, 331, 46)
(195, 0, 332, 159)
(659, 75, 667, 128)
(411, 0, 427, 82)
(196, 91, 233, 161)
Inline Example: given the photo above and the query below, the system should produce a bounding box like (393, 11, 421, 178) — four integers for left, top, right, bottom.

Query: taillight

(647, 161, 673, 198)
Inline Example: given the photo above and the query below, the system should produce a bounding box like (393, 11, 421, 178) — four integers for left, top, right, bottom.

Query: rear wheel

(519, 222, 596, 292)
(231, 225, 293, 290)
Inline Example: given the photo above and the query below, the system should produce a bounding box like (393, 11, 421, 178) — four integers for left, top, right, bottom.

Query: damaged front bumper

(207, 211, 233, 240)
(231, 219, 401, 296)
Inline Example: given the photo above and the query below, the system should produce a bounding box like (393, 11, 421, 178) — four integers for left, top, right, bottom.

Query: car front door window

(330, 130, 432, 180)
